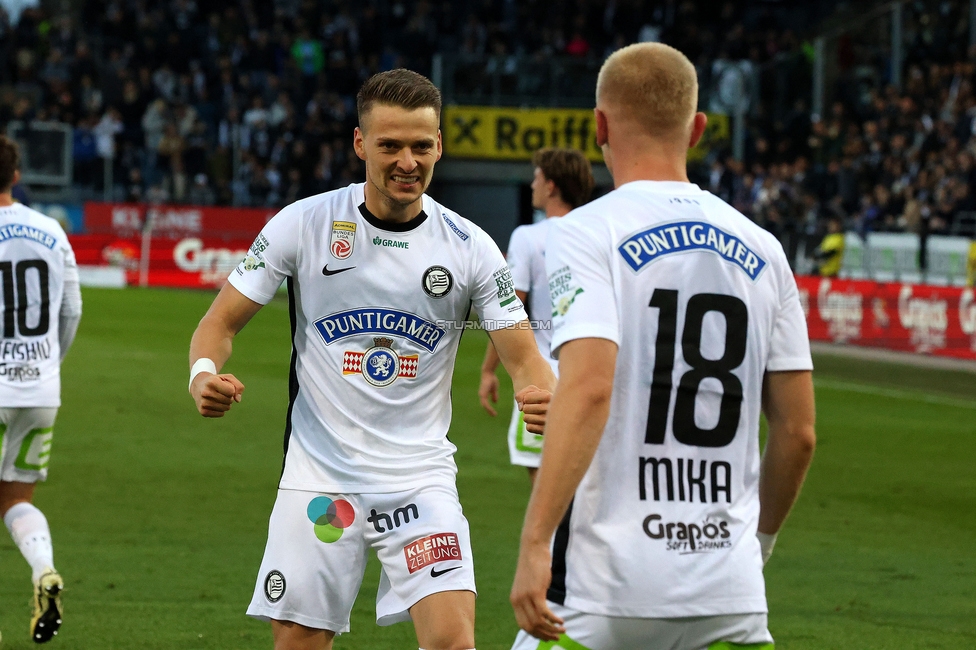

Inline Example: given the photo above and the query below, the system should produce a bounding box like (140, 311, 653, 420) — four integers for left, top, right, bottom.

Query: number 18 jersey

(545, 180, 812, 618)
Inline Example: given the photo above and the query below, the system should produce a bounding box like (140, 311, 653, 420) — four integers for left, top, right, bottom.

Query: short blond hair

(596, 43, 698, 139)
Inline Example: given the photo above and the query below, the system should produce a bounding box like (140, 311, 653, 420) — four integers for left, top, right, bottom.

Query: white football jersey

(506, 219, 558, 371)
(545, 180, 812, 618)
(0, 204, 78, 407)
(229, 183, 527, 493)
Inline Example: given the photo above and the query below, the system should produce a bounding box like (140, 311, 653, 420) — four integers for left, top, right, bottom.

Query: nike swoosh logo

(430, 566, 461, 578)
(322, 265, 355, 276)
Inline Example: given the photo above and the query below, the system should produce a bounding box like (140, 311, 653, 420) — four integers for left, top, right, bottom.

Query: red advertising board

(796, 275, 976, 360)
(74, 203, 275, 288)
(83, 202, 275, 239)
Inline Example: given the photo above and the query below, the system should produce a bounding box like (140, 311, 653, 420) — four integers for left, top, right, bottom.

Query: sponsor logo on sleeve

(403, 532, 462, 574)
(442, 213, 469, 241)
(342, 337, 419, 387)
(548, 265, 583, 317)
(493, 267, 517, 307)
(249, 233, 269, 257)
(617, 221, 767, 281)
(422, 266, 454, 298)
(264, 570, 286, 602)
(331, 221, 357, 260)
(314, 308, 447, 352)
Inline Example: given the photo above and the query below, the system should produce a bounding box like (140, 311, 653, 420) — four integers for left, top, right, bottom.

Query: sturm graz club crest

(343, 337, 419, 387)
(264, 570, 286, 602)
(422, 266, 454, 298)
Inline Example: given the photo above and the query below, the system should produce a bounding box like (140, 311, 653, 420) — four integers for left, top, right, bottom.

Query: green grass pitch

(0, 287, 974, 649)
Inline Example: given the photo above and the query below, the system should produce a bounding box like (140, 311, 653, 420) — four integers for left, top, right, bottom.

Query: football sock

(3, 502, 55, 583)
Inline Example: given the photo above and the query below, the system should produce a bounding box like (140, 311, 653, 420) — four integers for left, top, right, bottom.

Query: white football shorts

(247, 483, 476, 633)
(0, 407, 57, 483)
(510, 603, 773, 650)
(507, 399, 543, 468)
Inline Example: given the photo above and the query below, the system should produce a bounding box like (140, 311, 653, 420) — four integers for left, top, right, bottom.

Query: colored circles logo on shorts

(264, 570, 286, 602)
(307, 496, 355, 543)
(422, 266, 454, 298)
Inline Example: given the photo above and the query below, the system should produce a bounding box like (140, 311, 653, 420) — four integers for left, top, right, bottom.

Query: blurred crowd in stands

(704, 1, 976, 243)
(1, 0, 975, 248)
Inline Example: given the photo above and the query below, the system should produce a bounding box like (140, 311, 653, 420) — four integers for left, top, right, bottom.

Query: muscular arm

(488, 315, 556, 433)
(188, 282, 264, 417)
(759, 370, 816, 535)
(478, 289, 528, 415)
(510, 337, 617, 640)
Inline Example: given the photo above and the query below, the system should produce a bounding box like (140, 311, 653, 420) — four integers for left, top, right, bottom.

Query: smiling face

(354, 103, 442, 215)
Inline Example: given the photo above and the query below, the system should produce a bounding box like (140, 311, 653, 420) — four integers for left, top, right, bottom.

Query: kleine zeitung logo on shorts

(403, 532, 462, 574)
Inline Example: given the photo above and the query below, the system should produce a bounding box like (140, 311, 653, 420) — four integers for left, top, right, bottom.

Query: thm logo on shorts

(404, 532, 461, 574)
(264, 570, 286, 602)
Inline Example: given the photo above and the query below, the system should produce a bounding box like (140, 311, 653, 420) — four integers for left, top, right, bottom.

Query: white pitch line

(814, 378, 976, 410)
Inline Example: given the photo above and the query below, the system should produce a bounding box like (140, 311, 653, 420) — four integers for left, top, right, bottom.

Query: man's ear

(595, 107, 609, 147)
(353, 126, 367, 161)
(12, 169, 20, 186)
(435, 129, 443, 162)
(688, 112, 708, 149)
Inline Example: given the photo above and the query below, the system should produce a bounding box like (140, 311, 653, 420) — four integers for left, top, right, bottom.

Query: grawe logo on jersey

(314, 308, 446, 352)
(331, 221, 356, 260)
(617, 221, 767, 281)
(403, 532, 462, 574)
(817, 279, 863, 342)
(342, 337, 419, 387)
(958, 290, 976, 352)
(642, 514, 732, 554)
(898, 285, 947, 352)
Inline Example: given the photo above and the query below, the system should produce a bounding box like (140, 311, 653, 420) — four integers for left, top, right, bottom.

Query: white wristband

(757, 531, 778, 566)
(189, 358, 218, 392)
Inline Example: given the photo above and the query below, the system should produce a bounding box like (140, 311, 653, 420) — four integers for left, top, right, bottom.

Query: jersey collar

(358, 202, 429, 232)
(619, 180, 703, 193)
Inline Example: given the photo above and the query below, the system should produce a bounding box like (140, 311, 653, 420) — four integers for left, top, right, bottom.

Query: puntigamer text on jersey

(0, 223, 58, 249)
(314, 308, 447, 352)
(618, 221, 767, 281)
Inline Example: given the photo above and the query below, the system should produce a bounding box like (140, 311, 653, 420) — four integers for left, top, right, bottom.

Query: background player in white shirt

(188, 70, 555, 650)
(0, 135, 82, 644)
(509, 44, 817, 649)
(478, 148, 593, 482)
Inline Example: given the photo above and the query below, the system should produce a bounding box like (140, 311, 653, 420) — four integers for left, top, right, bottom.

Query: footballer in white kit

(479, 148, 593, 474)
(0, 135, 82, 644)
(230, 182, 529, 629)
(189, 70, 555, 650)
(511, 44, 815, 650)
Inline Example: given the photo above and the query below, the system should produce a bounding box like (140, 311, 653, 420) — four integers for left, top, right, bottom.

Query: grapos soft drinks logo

(307, 496, 355, 543)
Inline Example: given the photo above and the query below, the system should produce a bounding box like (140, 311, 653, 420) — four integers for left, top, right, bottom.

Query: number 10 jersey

(0, 204, 77, 408)
(545, 180, 813, 618)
